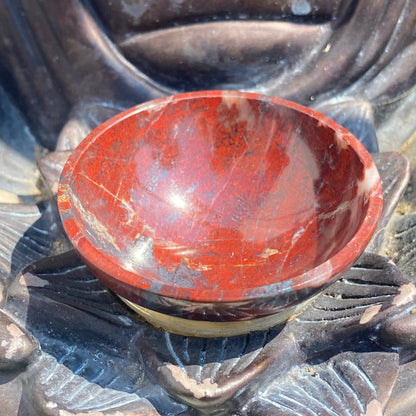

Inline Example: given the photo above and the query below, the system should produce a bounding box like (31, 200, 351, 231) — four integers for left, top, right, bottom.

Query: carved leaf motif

(7, 252, 143, 393)
(17, 251, 135, 328)
(295, 253, 409, 328)
(0, 201, 71, 299)
(141, 325, 285, 408)
(6, 252, 189, 416)
(385, 360, 416, 416)
(141, 254, 416, 410)
(243, 352, 399, 416)
(384, 214, 416, 281)
(27, 355, 160, 416)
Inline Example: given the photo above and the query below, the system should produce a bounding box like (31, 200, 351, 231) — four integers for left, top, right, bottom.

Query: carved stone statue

(1, 1, 416, 415)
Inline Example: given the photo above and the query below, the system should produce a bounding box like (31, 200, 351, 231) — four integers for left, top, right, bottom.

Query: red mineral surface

(58, 91, 383, 321)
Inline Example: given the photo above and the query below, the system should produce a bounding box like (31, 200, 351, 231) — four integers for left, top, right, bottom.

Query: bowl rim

(57, 90, 383, 304)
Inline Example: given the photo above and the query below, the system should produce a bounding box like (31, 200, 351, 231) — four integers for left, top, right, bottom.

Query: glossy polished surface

(58, 91, 383, 321)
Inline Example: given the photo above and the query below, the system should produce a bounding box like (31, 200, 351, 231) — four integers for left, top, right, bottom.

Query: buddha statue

(0, 1, 416, 415)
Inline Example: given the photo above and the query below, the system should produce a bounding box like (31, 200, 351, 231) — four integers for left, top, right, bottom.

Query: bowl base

(118, 296, 317, 337)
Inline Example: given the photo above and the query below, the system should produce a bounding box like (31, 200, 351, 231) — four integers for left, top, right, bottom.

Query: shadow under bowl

(58, 90, 383, 336)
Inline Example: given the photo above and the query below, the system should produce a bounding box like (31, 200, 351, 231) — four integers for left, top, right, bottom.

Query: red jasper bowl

(58, 91, 383, 327)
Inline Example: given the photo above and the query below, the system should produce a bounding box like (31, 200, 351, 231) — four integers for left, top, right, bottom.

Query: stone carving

(1, 1, 416, 415)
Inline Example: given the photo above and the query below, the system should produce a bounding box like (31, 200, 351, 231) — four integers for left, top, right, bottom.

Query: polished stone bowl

(58, 91, 383, 336)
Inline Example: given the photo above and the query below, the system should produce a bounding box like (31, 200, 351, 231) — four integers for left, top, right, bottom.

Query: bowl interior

(61, 92, 380, 301)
